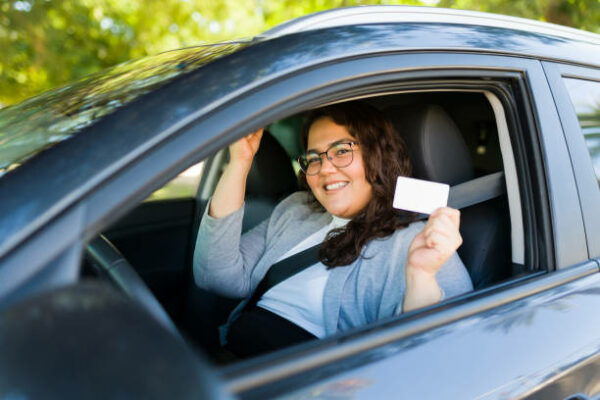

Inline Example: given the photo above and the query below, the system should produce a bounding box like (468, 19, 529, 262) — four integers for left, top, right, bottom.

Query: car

(1, 5, 600, 399)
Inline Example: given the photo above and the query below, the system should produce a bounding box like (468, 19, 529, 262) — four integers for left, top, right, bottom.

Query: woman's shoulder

(277, 190, 312, 207)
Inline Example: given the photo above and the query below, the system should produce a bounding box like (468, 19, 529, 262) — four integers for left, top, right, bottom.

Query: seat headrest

(386, 104, 474, 185)
(246, 130, 298, 198)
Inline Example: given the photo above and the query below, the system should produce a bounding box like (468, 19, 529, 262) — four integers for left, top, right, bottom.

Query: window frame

(187, 57, 585, 395)
(149, 55, 576, 392)
(542, 61, 600, 259)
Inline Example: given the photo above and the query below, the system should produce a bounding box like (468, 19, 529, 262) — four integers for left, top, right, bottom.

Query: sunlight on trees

(1, 0, 599, 107)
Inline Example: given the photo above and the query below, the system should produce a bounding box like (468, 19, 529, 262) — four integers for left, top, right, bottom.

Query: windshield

(0, 42, 246, 177)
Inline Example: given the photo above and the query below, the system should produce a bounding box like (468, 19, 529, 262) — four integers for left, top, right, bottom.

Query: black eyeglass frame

(297, 141, 359, 176)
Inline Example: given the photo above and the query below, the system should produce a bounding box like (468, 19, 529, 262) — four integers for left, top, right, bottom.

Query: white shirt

(256, 215, 349, 338)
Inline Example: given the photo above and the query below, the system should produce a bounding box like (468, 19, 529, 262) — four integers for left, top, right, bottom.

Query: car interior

(83, 89, 521, 364)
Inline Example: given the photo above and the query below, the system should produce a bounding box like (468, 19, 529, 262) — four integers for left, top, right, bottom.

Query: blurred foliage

(437, 0, 600, 32)
(0, 43, 242, 174)
(1, 0, 599, 107)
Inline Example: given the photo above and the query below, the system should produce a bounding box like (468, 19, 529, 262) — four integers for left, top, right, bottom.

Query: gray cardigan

(193, 191, 473, 340)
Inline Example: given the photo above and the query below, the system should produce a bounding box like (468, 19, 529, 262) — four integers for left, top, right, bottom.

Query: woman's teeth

(325, 182, 348, 191)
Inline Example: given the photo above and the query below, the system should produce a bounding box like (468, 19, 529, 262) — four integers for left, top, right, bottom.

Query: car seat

(386, 104, 512, 289)
(242, 129, 298, 231)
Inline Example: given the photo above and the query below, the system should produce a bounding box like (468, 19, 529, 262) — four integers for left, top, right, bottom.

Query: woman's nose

(319, 156, 337, 174)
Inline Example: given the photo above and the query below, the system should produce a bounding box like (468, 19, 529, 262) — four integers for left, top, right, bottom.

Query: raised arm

(402, 207, 463, 312)
(193, 129, 265, 297)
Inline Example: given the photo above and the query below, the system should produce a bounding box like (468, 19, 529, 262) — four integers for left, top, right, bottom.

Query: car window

(94, 85, 529, 369)
(563, 78, 600, 185)
(145, 161, 204, 201)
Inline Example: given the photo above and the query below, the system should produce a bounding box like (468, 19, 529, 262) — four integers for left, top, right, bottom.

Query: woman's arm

(402, 207, 463, 312)
(193, 129, 265, 297)
(194, 212, 268, 298)
(209, 129, 263, 218)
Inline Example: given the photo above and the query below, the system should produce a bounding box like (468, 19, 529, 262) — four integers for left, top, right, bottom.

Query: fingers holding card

(395, 176, 462, 276)
(407, 207, 463, 276)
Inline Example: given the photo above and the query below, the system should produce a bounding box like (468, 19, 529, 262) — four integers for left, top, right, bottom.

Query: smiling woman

(300, 103, 413, 268)
(193, 101, 473, 358)
(303, 118, 372, 219)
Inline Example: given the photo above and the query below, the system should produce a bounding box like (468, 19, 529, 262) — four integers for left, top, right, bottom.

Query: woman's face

(306, 117, 373, 218)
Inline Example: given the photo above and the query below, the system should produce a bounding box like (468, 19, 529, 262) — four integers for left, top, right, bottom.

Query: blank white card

(392, 176, 449, 215)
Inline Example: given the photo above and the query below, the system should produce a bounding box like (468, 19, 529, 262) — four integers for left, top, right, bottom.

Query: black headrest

(246, 130, 298, 198)
(386, 104, 474, 185)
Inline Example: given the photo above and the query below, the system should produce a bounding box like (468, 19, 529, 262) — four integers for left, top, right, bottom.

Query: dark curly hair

(300, 101, 416, 268)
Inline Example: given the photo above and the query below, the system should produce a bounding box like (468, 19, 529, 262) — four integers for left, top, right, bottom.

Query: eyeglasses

(297, 141, 359, 176)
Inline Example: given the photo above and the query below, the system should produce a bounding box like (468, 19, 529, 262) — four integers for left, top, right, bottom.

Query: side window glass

(144, 162, 204, 201)
(563, 78, 600, 185)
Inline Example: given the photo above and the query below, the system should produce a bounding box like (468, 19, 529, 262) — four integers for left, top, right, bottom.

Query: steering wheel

(85, 235, 181, 339)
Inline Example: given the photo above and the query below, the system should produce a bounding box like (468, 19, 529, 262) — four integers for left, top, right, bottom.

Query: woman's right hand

(208, 128, 264, 219)
(229, 128, 264, 167)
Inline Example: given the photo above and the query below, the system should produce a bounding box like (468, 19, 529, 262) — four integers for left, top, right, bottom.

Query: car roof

(260, 5, 600, 46)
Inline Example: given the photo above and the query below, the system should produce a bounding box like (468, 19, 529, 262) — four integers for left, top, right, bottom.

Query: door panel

(234, 266, 600, 399)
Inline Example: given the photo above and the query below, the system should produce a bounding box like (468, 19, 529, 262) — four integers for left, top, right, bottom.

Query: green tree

(437, 0, 600, 32)
(0, 0, 267, 106)
(1, 0, 599, 107)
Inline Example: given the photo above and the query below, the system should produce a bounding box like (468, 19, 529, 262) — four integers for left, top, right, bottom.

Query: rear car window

(145, 162, 204, 201)
(563, 78, 600, 185)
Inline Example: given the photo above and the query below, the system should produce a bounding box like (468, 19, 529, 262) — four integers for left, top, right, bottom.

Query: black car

(1, 5, 600, 399)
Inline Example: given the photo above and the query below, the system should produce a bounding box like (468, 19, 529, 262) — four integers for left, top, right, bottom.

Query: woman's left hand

(407, 207, 462, 276)
(403, 207, 462, 312)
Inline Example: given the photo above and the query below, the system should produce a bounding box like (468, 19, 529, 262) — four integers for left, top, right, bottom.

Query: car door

(205, 52, 598, 399)
(56, 48, 598, 398)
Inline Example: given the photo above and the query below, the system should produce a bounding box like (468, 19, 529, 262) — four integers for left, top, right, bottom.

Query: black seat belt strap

(246, 244, 320, 309)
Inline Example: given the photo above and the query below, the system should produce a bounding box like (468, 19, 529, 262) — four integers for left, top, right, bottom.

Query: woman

(194, 102, 473, 357)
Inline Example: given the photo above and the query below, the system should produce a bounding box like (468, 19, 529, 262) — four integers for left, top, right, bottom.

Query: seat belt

(245, 244, 321, 310)
(448, 171, 505, 210)
(408, 171, 505, 221)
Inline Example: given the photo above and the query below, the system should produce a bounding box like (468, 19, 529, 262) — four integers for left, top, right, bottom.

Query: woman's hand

(407, 207, 462, 275)
(229, 128, 264, 168)
(403, 207, 462, 311)
(208, 128, 264, 219)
